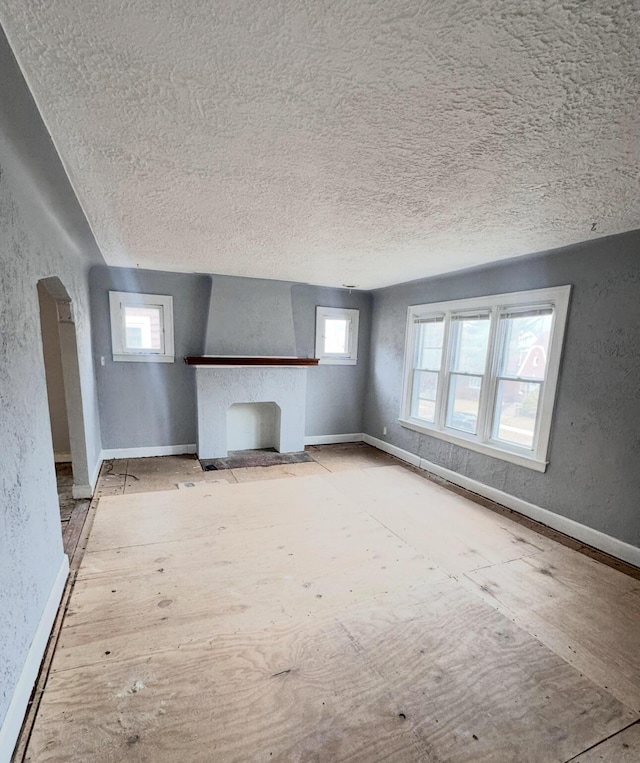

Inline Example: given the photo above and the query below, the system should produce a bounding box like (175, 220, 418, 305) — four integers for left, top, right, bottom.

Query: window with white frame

(400, 286, 571, 471)
(109, 291, 175, 363)
(315, 307, 359, 364)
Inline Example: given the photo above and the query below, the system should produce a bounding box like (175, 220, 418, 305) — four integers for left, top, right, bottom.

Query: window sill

(398, 418, 548, 473)
(317, 358, 357, 365)
(112, 354, 174, 363)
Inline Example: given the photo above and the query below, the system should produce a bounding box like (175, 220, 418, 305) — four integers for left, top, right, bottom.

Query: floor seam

(563, 717, 640, 762)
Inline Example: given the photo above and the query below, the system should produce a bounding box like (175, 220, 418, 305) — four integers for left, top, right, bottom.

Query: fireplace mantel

(185, 356, 319, 368)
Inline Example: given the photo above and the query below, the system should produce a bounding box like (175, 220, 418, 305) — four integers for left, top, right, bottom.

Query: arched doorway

(37, 277, 91, 522)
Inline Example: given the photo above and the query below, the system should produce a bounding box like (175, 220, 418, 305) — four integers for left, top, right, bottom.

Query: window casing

(400, 286, 571, 471)
(109, 291, 175, 363)
(315, 307, 359, 365)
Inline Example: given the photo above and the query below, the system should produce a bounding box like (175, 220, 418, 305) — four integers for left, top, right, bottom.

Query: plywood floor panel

(28, 620, 431, 763)
(337, 584, 636, 763)
(88, 475, 356, 552)
(123, 455, 239, 494)
(463, 550, 640, 710)
(25, 463, 640, 762)
(57, 514, 448, 672)
(328, 466, 557, 573)
(230, 461, 330, 482)
(306, 443, 399, 473)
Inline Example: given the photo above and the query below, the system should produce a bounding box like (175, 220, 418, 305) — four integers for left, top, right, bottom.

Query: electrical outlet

(383, 426, 387, 436)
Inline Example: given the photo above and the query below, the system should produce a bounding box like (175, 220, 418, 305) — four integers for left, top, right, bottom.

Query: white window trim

(315, 307, 359, 365)
(109, 291, 175, 363)
(399, 285, 571, 472)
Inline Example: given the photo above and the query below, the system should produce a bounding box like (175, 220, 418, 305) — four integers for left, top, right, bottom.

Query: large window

(109, 291, 174, 363)
(400, 286, 571, 471)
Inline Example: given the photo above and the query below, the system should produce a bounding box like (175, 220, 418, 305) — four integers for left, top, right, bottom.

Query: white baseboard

(305, 433, 364, 446)
(101, 444, 197, 460)
(363, 434, 640, 568)
(53, 452, 72, 464)
(0, 555, 69, 762)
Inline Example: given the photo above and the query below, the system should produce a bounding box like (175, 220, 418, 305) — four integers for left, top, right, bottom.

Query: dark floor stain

(158, 599, 173, 608)
(538, 568, 554, 577)
(201, 449, 313, 471)
(270, 668, 295, 678)
(127, 734, 140, 746)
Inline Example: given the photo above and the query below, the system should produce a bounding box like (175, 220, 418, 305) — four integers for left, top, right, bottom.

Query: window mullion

(435, 315, 453, 429)
(477, 311, 500, 443)
(119, 300, 128, 356)
(531, 377, 547, 455)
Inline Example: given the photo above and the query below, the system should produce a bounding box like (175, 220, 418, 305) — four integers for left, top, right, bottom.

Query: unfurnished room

(0, 1, 639, 761)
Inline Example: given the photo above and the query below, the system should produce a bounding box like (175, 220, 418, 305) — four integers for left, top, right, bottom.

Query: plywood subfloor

(24, 463, 640, 762)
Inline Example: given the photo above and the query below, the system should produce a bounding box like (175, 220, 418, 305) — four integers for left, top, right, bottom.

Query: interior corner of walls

(0, 554, 69, 762)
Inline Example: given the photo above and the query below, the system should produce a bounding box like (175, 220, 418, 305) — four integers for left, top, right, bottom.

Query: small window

(109, 291, 174, 363)
(400, 286, 571, 471)
(315, 307, 359, 365)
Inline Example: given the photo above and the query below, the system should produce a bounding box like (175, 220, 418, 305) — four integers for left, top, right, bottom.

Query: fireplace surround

(187, 356, 318, 459)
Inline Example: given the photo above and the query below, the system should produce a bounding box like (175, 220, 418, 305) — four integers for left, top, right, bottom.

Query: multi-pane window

(401, 286, 571, 471)
(109, 291, 174, 363)
(315, 307, 359, 365)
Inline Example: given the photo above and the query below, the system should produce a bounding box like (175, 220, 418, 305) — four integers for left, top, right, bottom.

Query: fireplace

(188, 357, 318, 459)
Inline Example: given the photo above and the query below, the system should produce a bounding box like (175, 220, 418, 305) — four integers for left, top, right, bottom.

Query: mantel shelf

(185, 356, 319, 367)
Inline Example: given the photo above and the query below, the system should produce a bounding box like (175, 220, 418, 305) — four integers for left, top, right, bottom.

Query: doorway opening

(37, 277, 91, 558)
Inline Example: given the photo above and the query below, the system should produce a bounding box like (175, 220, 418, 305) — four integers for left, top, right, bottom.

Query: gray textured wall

(37, 285, 71, 455)
(0, 28, 103, 733)
(292, 284, 372, 436)
(364, 230, 640, 548)
(90, 266, 211, 449)
(205, 275, 296, 356)
(91, 272, 372, 447)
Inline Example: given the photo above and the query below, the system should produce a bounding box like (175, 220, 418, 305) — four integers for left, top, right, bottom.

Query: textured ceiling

(1, 1, 638, 288)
